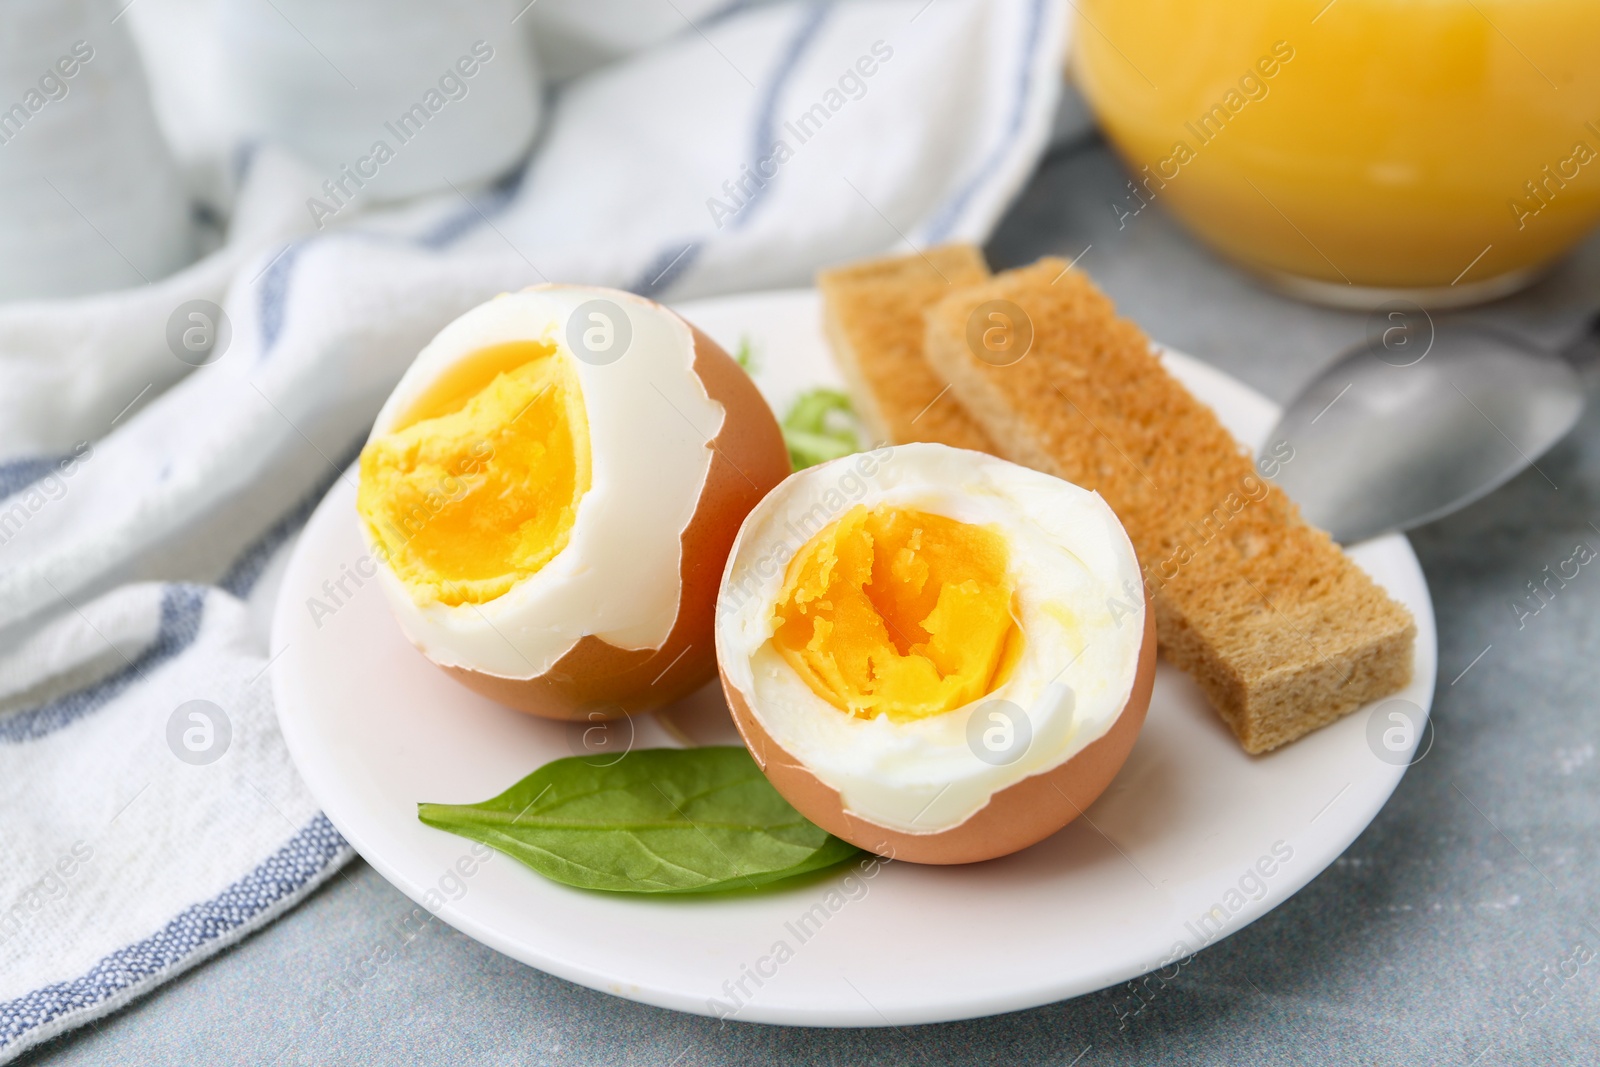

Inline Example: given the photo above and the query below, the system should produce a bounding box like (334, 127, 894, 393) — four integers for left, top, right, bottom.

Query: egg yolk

(771, 505, 1020, 723)
(357, 340, 591, 606)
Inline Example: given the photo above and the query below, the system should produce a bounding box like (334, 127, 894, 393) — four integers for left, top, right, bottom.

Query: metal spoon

(1262, 313, 1597, 545)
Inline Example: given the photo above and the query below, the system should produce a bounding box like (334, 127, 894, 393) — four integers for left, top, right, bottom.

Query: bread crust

(917, 260, 1415, 753)
(817, 245, 996, 451)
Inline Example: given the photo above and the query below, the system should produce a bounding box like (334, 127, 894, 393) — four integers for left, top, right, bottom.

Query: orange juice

(1073, 0, 1600, 304)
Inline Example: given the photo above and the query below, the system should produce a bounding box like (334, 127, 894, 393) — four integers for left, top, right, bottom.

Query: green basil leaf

(733, 334, 759, 374)
(781, 388, 862, 470)
(418, 747, 862, 895)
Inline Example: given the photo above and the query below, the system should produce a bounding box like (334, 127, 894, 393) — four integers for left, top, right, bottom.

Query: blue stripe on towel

(0, 456, 66, 504)
(258, 241, 309, 358)
(922, 0, 1048, 244)
(0, 584, 207, 745)
(417, 163, 531, 251)
(256, 151, 528, 362)
(697, 0, 763, 29)
(2, 436, 360, 745)
(219, 438, 364, 598)
(629, 0, 833, 296)
(230, 141, 261, 189)
(629, 241, 705, 298)
(734, 0, 833, 232)
(0, 812, 349, 1056)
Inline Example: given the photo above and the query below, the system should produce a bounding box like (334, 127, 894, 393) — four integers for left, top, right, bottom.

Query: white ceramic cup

(219, 0, 542, 209)
(0, 0, 196, 301)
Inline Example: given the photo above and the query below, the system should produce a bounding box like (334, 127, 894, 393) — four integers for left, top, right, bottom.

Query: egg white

(363, 285, 724, 679)
(716, 443, 1146, 834)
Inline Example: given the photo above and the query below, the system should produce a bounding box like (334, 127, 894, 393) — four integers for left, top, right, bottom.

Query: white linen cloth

(0, 0, 1067, 1058)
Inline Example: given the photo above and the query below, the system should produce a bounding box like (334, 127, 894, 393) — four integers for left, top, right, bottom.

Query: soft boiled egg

(357, 285, 790, 720)
(715, 442, 1156, 864)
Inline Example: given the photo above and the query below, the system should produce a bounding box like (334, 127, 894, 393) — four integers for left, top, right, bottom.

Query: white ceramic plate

(272, 288, 1436, 1027)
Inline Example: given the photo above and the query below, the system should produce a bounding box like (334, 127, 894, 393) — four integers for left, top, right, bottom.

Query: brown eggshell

(721, 598, 1157, 864)
(438, 318, 791, 721)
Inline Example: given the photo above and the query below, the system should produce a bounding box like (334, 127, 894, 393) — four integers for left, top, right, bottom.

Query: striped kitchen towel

(0, 0, 1066, 1058)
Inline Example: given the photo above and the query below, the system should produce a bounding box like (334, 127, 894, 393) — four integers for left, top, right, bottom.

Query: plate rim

(271, 286, 1437, 1027)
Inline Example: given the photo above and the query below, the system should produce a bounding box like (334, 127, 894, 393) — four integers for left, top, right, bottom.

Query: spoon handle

(1559, 311, 1600, 368)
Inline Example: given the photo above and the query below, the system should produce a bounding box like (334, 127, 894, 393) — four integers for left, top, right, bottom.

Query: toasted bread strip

(922, 260, 1415, 754)
(818, 245, 996, 451)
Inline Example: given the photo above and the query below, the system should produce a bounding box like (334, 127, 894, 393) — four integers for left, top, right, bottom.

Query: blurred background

(6, 0, 1598, 305)
(5, 1, 1600, 1064)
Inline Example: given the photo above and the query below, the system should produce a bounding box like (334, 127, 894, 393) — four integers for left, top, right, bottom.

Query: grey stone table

(25, 134, 1600, 1067)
